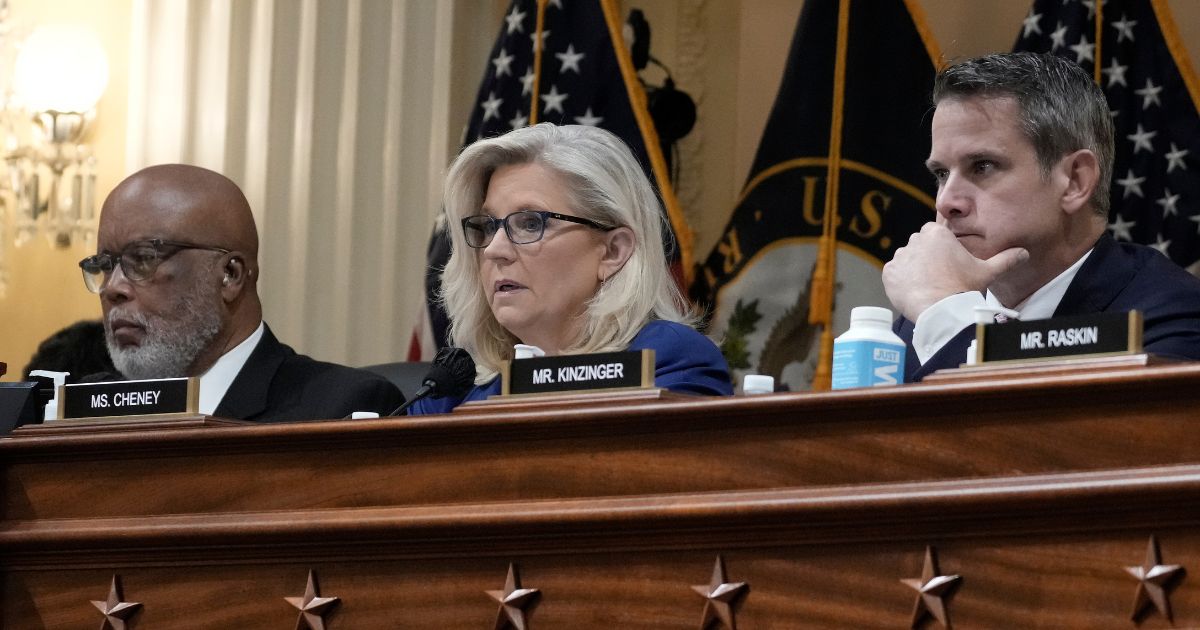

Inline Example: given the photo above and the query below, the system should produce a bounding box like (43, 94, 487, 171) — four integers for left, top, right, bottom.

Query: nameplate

(502, 350, 654, 396)
(60, 377, 199, 420)
(976, 311, 1142, 364)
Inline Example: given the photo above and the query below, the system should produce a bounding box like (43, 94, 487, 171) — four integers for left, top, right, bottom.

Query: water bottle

(831, 306, 906, 389)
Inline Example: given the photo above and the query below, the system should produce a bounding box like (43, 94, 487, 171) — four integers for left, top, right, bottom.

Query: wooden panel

(3, 365, 1200, 627)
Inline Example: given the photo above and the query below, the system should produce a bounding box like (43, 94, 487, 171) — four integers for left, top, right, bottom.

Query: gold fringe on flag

(808, 0, 852, 391)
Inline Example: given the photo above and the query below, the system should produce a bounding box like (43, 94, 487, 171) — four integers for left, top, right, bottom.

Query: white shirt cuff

(912, 292, 986, 364)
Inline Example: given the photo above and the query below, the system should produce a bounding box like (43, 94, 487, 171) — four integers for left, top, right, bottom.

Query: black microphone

(390, 347, 476, 416)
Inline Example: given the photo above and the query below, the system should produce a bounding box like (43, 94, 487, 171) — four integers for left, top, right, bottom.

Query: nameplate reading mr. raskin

(61, 377, 198, 419)
(503, 349, 654, 395)
(977, 311, 1142, 364)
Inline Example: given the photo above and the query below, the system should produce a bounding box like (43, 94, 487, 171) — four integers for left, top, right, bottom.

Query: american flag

(1014, 0, 1200, 272)
(412, 0, 685, 358)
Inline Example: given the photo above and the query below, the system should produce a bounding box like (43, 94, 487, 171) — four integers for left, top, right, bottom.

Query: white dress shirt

(911, 250, 1093, 364)
(197, 321, 265, 415)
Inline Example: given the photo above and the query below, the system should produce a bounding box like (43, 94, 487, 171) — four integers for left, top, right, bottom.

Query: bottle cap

(850, 306, 893, 325)
(514, 344, 545, 360)
(742, 374, 774, 395)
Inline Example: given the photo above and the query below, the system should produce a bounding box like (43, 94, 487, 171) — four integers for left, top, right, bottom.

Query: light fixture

(0, 13, 108, 296)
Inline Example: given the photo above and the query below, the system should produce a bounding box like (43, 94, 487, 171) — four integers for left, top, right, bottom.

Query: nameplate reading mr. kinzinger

(61, 377, 198, 419)
(977, 311, 1142, 364)
(503, 350, 655, 395)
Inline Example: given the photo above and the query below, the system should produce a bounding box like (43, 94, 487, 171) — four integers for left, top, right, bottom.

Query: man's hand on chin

(882, 222, 1029, 322)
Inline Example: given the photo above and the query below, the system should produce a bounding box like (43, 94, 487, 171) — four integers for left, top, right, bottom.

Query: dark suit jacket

(213, 325, 405, 422)
(895, 234, 1200, 382)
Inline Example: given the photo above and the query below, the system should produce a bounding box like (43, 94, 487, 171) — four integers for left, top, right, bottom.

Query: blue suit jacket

(895, 234, 1200, 382)
(408, 320, 733, 414)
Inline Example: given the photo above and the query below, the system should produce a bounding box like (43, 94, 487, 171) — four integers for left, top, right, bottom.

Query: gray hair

(932, 52, 1114, 215)
(439, 123, 695, 381)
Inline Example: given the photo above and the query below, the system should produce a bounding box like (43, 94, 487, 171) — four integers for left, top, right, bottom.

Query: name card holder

(975, 311, 1142, 365)
(59, 377, 199, 421)
(927, 311, 1154, 383)
(501, 349, 655, 396)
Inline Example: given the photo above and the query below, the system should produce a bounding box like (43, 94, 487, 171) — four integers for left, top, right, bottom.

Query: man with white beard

(78, 164, 404, 421)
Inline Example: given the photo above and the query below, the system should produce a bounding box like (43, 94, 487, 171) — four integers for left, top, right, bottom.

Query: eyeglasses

(79, 239, 231, 293)
(460, 210, 614, 248)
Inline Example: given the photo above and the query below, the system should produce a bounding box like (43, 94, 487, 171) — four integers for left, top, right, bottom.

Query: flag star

(504, 6, 526, 34)
(509, 110, 528, 130)
(573, 107, 603, 126)
(1082, 0, 1103, 20)
(555, 44, 585, 74)
(1135, 78, 1163, 109)
(1050, 21, 1069, 51)
(1109, 215, 1136, 241)
(519, 67, 535, 96)
(1022, 10, 1043, 38)
(530, 29, 550, 50)
(1111, 14, 1137, 42)
(1117, 169, 1146, 198)
(1127, 124, 1157, 154)
(1069, 34, 1095, 64)
(547, 0, 562, 8)
(1101, 58, 1128, 88)
(492, 48, 514, 78)
(1156, 188, 1181, 216)
(1166, 143, 1190, 173)
(541, 84, 568, 114)
(480, 91, 503, 122)
(1151, 235, 1172, 256)
(1190, 214, 1200, 235)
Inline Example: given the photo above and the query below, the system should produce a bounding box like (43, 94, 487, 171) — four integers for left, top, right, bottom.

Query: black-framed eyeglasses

(461, 210, 614, 248)
(78, 239, 232, 293)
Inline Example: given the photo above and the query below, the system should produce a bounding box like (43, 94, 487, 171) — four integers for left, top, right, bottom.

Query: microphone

(389, 347, 476, 416)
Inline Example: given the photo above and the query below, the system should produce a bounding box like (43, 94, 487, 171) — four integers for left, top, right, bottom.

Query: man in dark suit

(79, 164, 403, 421)
(883, 53, 1200, 382)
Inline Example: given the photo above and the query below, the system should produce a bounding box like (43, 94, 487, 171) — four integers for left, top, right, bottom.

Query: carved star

(1126, 535, 1186, 621)
(285, 570, 340, 630)
(901, 546, 962, 629)
(487, 563, 540, 630)
(91, 575, 142, 630)
(691, 555, 749, 630)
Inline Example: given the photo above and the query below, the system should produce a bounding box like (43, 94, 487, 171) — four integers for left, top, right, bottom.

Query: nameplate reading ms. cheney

(976, 311, 1142, 364)
(503, 350, 655, 395)
(60, 377, 198, 419)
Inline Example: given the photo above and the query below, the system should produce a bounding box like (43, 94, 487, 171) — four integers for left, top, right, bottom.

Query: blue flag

(690, 0, 938, 390)
(1014, 0, 1200, 271)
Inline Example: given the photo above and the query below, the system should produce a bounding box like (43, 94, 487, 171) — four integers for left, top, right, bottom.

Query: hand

(883, 222, 1029, 321)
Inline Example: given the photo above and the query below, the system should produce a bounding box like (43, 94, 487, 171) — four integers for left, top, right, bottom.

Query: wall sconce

(3, 22, 108, 255)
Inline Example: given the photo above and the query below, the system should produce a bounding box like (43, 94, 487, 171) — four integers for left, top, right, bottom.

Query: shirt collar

(985, 248, 1093, 320)
(197, 321, 265, 415)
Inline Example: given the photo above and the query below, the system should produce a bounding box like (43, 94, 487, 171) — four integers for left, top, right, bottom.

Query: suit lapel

(212, 325, 285, 420)
(1054, 234, 1129, 317)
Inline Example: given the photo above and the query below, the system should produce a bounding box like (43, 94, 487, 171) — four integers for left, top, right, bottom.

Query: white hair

(440, 123, 695, 382)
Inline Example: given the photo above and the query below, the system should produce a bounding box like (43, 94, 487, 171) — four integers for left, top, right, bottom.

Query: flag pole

(598, 0, 695, 286)
(808, 0, 852, 391)
(529, 0, 548, 124)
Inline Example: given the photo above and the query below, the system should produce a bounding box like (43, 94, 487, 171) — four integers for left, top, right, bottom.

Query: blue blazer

(895, 233, 1200, 382)
(408, 320, 733, 414)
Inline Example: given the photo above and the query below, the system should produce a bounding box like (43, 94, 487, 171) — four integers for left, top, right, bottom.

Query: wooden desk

(3, 365, 1200, 628)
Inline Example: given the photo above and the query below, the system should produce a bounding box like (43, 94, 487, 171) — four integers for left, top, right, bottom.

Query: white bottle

(742, 374, 774, 395)
(831, 306, 906, 389)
